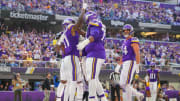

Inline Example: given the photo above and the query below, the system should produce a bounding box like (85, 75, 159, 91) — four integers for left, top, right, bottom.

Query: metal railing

(0, 59, 61, 68)
(0, 59, 178, 72)
(106, 38, 180, 44)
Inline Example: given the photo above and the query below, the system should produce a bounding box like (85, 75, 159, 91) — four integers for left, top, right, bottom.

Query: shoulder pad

(147, 69, 151, 72)
(131, 37, 139, 42)
(67, 24, 74, 30)
(89, 20, 102, 27)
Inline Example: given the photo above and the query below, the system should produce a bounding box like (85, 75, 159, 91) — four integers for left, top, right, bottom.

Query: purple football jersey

(122, 37, 139, 62)
(63, 24, 79, 57)
(147, 69, 159, 82)
(85, 20, 106, 59)
(165, 90, 179, 100)
(82, 49, 87, 57)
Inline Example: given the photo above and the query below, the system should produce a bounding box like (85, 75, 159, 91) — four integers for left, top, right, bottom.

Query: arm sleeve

(82, 49, 87, 56)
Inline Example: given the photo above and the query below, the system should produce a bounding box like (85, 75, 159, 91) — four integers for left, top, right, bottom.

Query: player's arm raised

(73, 8, 86, 30)
(71, 4, 87, 36)
(76, 28, 86, 37)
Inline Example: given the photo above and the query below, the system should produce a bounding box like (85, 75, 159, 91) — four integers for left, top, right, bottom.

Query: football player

(77, 11, 107, 101)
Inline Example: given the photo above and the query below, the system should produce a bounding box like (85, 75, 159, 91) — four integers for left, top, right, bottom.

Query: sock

(146, 97, 151, 101)
(96, 80, 107, 101)
(125, 85, 133, 101)
(64, 82, 69, 101)
(126, 84, 143, 101)
(88, 79, 96, 100)
(151, 90, 157, 101)
(69, 81, 77, 101)
(128, 84, 142, 97)
(76, 82, 83, 101)
(96, 80, 104, 96)
(56, 83, 66, 100)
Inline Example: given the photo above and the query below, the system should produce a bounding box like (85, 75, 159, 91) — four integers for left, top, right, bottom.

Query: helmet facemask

(122, 24, 134, 38)
(62, 18, 76, 30)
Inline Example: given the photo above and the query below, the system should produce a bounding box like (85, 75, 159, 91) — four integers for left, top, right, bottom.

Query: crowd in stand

(0, 29, 58, 68)
(104, 39, 180, 70)
(1, 0, 180, 25)
(0, 27, 179, 69)
(1, 0, 180, 69)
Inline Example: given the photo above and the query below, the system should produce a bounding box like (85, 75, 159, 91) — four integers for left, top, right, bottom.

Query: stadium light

(141, 32, 157, 36)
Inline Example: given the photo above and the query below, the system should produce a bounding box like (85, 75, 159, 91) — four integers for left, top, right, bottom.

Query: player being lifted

(116, 24, 144, 101)
(146, 63, 160, 101)
(56, 4, 87, 101)
(77, 11, 108, 101)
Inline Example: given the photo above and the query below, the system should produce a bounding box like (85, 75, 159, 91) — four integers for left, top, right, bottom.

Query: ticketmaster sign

(0, 66, 11, 72)
(10, 12, 48, 21)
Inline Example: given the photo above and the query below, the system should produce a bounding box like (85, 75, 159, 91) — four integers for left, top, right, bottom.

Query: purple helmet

(62, 18, 75, 28)
(84, 11, 98, 24)
(123, 24, 134, 35)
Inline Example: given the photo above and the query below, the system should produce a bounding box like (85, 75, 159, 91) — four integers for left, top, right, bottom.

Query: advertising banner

(1, 10, 54, 21)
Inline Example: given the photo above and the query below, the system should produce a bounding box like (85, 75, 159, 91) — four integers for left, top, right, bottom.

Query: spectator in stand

(0, 47, 8, 60)
(145, 54, 151, 66)
(4, 82, 9, 91)
(151, 55, 158, 64)
(0, 26, 179, 71)
(26, 53, 33, 67)
(42, 73, 52, 101)
(8, 83, 13, 91)
(33, 46, 41, 61)
(177, 57, 180, 64)
(50, 56, 57, 68)
(160, 56, 166, 67)
(23, 83, 31, 91)
(8, 53, 18, 67)
(2, 0, 180, 24)
(0, 84, 4, 91)
(12, 73, 23, 101)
